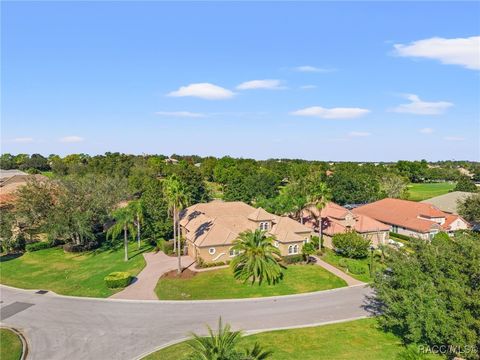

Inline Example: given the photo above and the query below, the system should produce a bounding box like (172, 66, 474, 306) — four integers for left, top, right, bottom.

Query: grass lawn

(0, 328, 23, 360)
(143, 318, 442, 360)
(407, 182, 455, 201)
(320, 249, 383, 283)
(0, 242, 152, 298)
(155, 265, 347, 300)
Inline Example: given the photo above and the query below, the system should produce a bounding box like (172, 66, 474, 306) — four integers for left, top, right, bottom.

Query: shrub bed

(196, 257, 229, 268)
(282, 254, 304, 264)
(389, 232, 411, 241)
(26, 241, 52, 252)
(156, 239, 175, 255)
(104, 272, 132, 288)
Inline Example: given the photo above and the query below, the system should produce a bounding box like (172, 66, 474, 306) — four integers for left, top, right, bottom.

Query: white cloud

(60, 136, 84, 143)
(12, 137, 34, 143)
(300, 85, 317, 90)
(392, 94, 453, 115)
(167, 83, 234, 100)
(236, 79, 285, 90)
(394, 36, 480, 70)
(348, 131, 371, 137)
(293, 65, 333, 73)
(290, 106, 370, 119)
(155, 111, 206, 118)
(419, 128, 434, 134)
(444, 136, 465, 142)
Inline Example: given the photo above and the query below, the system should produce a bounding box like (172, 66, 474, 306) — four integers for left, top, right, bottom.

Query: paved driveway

(110, 252, 194, 300)
(0, 284, 375, 360)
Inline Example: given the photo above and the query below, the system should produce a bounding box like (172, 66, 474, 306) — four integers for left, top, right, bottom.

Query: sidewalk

(312, 256, 365, 286)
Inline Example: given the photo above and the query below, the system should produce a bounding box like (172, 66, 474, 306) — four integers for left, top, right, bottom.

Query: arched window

(293, 244, 299, 254)
(288, 245, 294, 254)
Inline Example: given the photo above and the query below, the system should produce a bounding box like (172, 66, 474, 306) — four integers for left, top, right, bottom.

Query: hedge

(25, 241, 52, 252)
(156, 239, 175, 255)
(389, 232, 411, 241)
(282, 254, 304, 264)
(104, 272, 132, 288)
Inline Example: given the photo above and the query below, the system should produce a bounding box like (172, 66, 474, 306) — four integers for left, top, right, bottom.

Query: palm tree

(230, 229, 285, 285)
(187, 318, 272, 360)
(129, 201, 144, 250)
(306, 182, 331, 251)
(107, 206, 136, 261)
(164, 176, 189, 274)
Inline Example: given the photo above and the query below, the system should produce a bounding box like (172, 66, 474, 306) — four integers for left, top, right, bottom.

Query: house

(0, 171, 47, 208)
(302, 202, 390, 248)
(420, 191, 474, 214)
(179, 201, 313, 263)
(353, 198, 470, 240)
(165, 157, 179, 164)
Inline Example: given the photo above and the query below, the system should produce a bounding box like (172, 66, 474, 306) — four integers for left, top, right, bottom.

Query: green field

(155, 265, 347, 300)
(406, 182, 455, 201)
(0, 328, 23, 360)
(143, 318, 441, 360)
(0, 242, 152, 298)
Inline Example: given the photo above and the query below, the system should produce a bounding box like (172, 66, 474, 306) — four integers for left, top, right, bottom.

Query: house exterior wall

(392, 226, 432, 240)
(448, 218, 469, 231)
(323, 230, 389, 249)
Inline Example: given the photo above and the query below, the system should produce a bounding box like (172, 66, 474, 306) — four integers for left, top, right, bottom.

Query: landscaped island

(0, 328, 23, 360)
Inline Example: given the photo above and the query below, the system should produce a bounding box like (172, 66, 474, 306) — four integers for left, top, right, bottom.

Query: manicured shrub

(63, 241, 99, 253)
(332, 231, 371, 259)
(196, 257, 229, 268)
(346, 262, 366, 275)
(104, 272, 132, 288)
(281, 254, 304, 264)
(389, 232, 411, 241)
(25, 241, 51, 252)
(156, 239, 175, 255)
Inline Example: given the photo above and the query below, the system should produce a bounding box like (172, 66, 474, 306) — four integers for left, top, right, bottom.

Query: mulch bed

(161, 268, 197, 280)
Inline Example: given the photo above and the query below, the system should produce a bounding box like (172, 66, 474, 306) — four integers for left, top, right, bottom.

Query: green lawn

(155, 265, 347, 300)
(0, 242, 152, 298)
(0, 328, 23, 360)
(320, 249, 382, 283)
(143, 318, 441, 360)
(407, 182, 455, 201)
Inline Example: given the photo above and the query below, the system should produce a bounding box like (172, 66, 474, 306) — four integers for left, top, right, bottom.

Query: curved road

(0, 284, 374, 360)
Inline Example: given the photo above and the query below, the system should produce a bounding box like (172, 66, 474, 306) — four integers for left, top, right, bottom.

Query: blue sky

(2, 1, 479, 161)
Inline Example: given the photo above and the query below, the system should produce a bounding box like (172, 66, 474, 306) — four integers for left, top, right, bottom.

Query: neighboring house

(421, 191, 474, 214)
(179, 201, 313, 263)
(0, 171, 47, 208)
(164, 157, 179, 164)
(353, 198, 470, 240)
(302, 202, 390, 248)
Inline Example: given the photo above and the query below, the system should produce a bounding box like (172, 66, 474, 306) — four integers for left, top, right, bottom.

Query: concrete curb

(0, 282, 370, 304)
(133, 315, 372, 360)
(0, 325, 29, 360)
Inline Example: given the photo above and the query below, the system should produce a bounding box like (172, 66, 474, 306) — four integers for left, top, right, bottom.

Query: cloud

(12, 137, 34, 143)
(60, 136, 84, 143)
(236, 79, 285, 90)
(391, 94, 453, 115)
(300, 85, 317, 90)
(155, 111, 206, 118)
(290, 106, 370, 119)
(394, 36, 480, 70)
(348, 131, 371, 137)
(419, 128, 434, 134)
(293, 65, 333, 73)
(444, 136, 465, 142)
(167, 83, 234, 100)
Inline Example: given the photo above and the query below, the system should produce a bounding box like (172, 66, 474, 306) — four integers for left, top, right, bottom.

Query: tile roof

(420, 191, 475, 214)
(180, 201, 312, 247)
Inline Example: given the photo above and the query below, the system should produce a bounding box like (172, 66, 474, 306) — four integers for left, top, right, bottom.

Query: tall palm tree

(230, 229, 285, 285)
(164, 176, 189, 274)
(128, 201, 144, 249)
(306, 182, 331, 251)
(187, 318, 272, 360)
(107, 206, 136, 261)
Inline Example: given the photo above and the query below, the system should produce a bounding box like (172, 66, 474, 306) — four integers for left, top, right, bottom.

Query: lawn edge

(134, 315, 372, 360)
(0, 326, 28, 360)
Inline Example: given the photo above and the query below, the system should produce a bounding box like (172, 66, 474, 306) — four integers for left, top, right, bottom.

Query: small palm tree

(187, 318, 272, 360)
(107, 206, 136, 261)
(306, 182, 331, 251)
(128, 200, 144, 249)
(164, 176, 189, 274)
(230, 229, 285, 285)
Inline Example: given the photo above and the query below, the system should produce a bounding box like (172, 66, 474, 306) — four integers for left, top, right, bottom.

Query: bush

(104, 272, 132, 288)
(196, 260, 229, 269)
(26, 241, 52, 252)
(156, 239, 175, 255)
(389, 232, 411, 241)
(332, 231, 370, 258)
(346, 261, 366, 275)
(63, 241, 99, 253)
(282, 254, 304, 264)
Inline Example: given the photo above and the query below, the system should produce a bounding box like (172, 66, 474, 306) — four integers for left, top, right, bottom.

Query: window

(229, 248, 238, 257)
(288, 245, 299, 255)
(259, 222, 269, 231)
(273, 241, 279, 248)
(208, 247, 216, 255)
